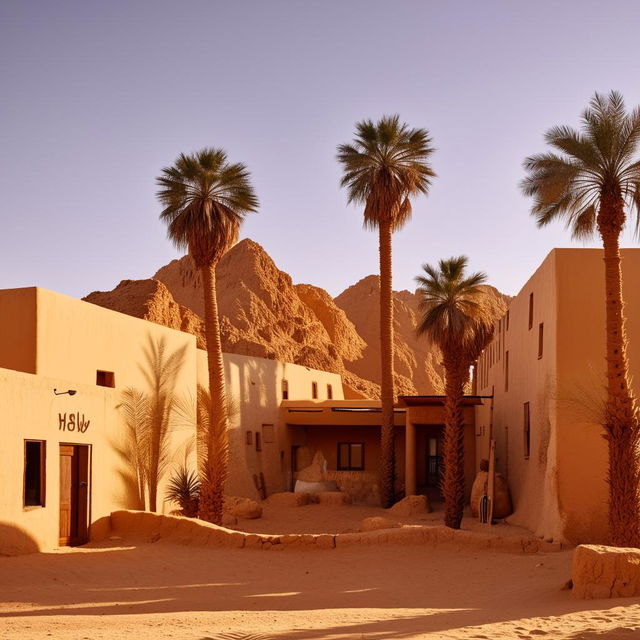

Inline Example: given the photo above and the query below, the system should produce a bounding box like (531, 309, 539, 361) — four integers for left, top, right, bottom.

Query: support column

(405, 420, 416, 496)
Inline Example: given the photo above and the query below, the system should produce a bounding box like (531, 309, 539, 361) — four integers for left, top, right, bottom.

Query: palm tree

(156, 148, 258, 524)
(337, 115, 435, 507)
(118, 337, 188, 512)
(521, 91, 640, 547)
(416, 257, 494, 529)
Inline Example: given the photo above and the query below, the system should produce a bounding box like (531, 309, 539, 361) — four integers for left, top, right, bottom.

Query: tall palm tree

(521, 91, 640, 547)
(337, 115, 435, 507)
(416, 257, 494, 529)
(156, 148, 258, 524)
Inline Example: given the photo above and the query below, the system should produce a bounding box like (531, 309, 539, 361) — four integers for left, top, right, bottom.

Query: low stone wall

(572, 544, 640, 599)
(108, 510, 564, 554)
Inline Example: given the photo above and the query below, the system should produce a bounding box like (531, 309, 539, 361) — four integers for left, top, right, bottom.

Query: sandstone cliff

(84, 279, 206, 349)
(85, 238, 507, 399)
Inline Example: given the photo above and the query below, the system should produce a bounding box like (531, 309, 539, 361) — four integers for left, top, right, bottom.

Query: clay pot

(470, 471, 512, 519)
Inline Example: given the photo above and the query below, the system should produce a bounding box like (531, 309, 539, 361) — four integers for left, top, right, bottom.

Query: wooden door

(59, 444, 89, 546)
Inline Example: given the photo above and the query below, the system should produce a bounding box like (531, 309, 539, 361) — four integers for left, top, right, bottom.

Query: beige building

(475, 248, 640, 545)
(0, 287, 342, 555)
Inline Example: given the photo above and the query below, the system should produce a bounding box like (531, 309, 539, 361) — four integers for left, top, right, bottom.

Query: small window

(523, 402, 531, 459)
(506, 310, 510, 331)
(281, 379, 289, 400)
(311, 381, 318, 400)
(505, 351, 509, 392)
(262, 424, 275, 443)
(96, 370, 115, 388)
(538, 323, 544, 359)
(337, 442, 365, 471)
(24, 440, 45, 507)
(246, 431, 253, 445)
(528, 293, 534, 330)
(327, 384, 333, 400)
(255, 432, 262, 452)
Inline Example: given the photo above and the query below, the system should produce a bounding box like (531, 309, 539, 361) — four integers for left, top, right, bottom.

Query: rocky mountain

(84, 238, 507, 399)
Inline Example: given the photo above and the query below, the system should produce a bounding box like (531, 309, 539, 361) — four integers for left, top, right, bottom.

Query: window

(281, 379, 289, 400)
(506, 310, 510, 331)
(246, 431, 253, 445)
(262, 424, 275, 443)
(24, 440, 45, 507)
(523, 402, 531, 459)
(327, 384, 333, 400)
(96, 370, 115, 388)
(337, 442, 365, 471)
(311, 381, 318, 399)
(505, 351, 509, 392)
(538, 323, 544, 359)
(255, 432, 262, 452)
(528, 293, 534, 330)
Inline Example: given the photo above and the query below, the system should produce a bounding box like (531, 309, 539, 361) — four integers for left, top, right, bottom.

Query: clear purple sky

(2, 0, 640, 299)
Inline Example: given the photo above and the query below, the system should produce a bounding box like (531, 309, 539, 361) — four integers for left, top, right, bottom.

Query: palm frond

(156, 148, 258, 268)
(337, 115, 435, 231)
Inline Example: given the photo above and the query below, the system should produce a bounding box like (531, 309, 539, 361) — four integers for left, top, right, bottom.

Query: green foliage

(337, 115, 435, 231)
(166, 465, 200, 517)
(415, 256, 494, 362)
(156, 148, 258, 268)
(521, 91, 640, 238)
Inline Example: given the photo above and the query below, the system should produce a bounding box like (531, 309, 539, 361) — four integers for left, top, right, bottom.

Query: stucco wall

(196, 350, 344, 499)
(475, 251, 562, 541)
(476, 248, 640, 545)
(0, 368, 195, 555)
(554, 249, 640, 544)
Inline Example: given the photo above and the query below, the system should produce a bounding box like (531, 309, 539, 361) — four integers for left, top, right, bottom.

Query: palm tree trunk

(198, 261, 230, 525)
(379, 219, 396, 507)
(442, 350, 467, 529)
(598, 195, 640, 547)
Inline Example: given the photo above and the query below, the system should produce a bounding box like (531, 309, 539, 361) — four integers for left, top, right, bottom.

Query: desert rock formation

(84, 238, 507, 399)
(84, 279, 206, 349)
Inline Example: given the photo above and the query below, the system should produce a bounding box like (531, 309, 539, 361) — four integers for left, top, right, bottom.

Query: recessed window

(523, 402, 531, 459)
(311, 381, 318, 399)
(538, 323, 544, 359)
(505, 351, 509, 392)
(246, 431, 253, 445)
(337, 442, 365, 471)
(506, 310, 510, 331)
(281, 379, 289, 400)
(327, 384, 333, 400)
(528, 293, 534, 330)
(96, 370, 115, 388)
(24, 440, 45, 507)
(262, 424, 275, 443)
(255, 432, 262, 452)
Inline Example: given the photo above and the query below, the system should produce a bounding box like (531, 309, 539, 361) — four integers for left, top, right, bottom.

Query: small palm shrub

(166, 465, 200, 517)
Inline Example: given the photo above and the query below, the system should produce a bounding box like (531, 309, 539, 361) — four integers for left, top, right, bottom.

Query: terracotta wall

(475, 251, 562, 541)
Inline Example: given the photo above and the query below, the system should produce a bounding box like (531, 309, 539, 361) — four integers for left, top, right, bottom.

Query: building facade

(475, 248, 640, 545)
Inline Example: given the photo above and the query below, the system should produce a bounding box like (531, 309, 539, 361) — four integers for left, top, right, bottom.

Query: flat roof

(398, 395, 491, 407)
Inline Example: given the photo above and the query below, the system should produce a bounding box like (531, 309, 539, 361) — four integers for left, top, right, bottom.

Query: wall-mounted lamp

(53, 388, 77, 396)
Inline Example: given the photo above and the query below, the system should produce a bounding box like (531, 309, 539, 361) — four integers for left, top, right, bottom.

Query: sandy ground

(1, 537, 640, 640)
(233, 502, 535, 538)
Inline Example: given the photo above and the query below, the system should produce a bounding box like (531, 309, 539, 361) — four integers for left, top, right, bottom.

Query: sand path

(1, 541, 639, 639)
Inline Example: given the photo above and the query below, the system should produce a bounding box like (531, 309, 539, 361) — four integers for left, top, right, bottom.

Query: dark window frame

(281, 379, 289, 400)
(311, 381, 318, 399)
(255, 431, 262, 452)
(528, 293, 534, 330)
(327, 383, 333, 400)
(96, 370, 115, 388)
(523, 402, 531, 459)
(24, 439, 46, 507)
(337, 442, 365, 471)
(538, 322, 544, 359)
